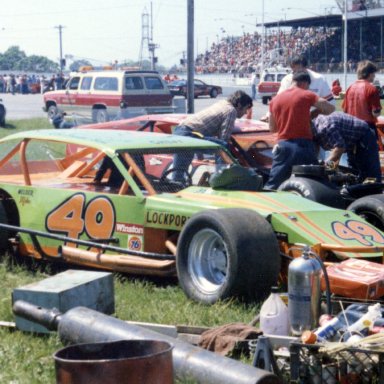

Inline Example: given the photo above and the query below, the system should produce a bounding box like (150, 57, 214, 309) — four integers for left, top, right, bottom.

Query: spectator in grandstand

(265, 72, 335, 190)
(342, 60, 382, 134)
(312, 112, 381, 182)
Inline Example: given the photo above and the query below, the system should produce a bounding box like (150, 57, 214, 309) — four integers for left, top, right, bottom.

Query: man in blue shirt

(312, 112, 381, 182)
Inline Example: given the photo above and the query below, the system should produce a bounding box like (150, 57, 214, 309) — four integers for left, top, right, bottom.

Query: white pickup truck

(257, 67, 291, 105)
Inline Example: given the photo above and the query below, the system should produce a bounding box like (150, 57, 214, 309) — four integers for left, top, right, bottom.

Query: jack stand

(252, 335, 284, 381)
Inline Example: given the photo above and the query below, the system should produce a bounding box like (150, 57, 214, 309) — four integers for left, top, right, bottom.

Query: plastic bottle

(259, 287, 289, 336)
(346, 303, 382, 334)
(302, 316, 344, 344)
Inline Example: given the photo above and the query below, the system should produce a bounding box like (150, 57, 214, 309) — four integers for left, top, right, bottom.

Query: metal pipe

(13, 300, 280, 384)
(0, 222, 175, 260)
(59, 246, 176, 276)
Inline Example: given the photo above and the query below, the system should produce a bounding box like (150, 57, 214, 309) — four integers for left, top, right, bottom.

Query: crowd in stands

(351, 0, 382, 11)
(194, 17, 383, 75)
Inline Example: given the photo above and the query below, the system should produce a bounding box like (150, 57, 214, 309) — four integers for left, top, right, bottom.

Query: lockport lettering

(146, 211, 188, 227)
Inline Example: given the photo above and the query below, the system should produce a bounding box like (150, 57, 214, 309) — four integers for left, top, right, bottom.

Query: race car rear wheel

(176, 208, 280, 304)
(347, 194, 384, 231)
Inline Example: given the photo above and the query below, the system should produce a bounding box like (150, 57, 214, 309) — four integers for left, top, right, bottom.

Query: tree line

(0, 46, 169, 74)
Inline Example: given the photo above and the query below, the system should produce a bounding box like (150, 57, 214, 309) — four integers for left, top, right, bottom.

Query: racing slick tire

(278, 177, 346, 209)
(176, 208, 280, 304)
(347, 194, 384, 231)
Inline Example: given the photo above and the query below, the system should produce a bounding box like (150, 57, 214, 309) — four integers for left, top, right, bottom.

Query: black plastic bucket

(53, 339, 173, 384)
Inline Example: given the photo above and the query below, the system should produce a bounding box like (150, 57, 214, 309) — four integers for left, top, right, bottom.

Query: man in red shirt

(265, 72, 335, 189)
(342, 60, 382, 132)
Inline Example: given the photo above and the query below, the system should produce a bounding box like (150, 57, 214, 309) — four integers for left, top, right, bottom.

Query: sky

(0, 0, 340, 68)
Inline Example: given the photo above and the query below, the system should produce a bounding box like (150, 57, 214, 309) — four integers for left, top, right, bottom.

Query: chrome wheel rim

(188, 228, 228, 295)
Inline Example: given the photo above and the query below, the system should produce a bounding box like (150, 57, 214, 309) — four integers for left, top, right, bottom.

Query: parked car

(257, 67, 291, 105)
(168, 79, 222, 98)
(0, 129, 383, 304)
(42, 70, 174, 123)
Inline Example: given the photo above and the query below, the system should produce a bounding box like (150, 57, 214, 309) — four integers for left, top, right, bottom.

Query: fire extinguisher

(288, 245, 331, 336)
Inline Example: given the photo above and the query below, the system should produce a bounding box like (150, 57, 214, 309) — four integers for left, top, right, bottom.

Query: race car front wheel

(176, 208, 280, 304)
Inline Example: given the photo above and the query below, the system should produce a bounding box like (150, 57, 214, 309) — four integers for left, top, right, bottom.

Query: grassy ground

(0, 257, 257, 383)
(0, 118, 258, 383)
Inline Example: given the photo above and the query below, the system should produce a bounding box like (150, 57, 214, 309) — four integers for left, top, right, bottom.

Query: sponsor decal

(115, 223, 144, 235)
(18, 189, 33, 196)
(146, 211, 189, 227)
(18, 189, 33, 206)
(128, 235, 142, 251)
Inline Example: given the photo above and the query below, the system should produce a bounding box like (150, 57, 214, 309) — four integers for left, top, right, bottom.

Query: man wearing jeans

(265, 72, 335, 190)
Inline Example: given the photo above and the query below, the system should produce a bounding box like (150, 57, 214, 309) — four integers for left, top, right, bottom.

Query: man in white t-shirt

(261, 55, 335, 122)
(278, 55, 335, 106)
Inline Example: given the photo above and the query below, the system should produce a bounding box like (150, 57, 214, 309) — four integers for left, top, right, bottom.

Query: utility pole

(139, 3, 159, 70)
(187, 0, 194, 113)
(55, 25, 65, 74)
(149, 1, 159, 70)
(343, 0, 348, 90)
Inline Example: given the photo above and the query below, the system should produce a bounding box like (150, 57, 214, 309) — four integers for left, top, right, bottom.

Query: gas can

(288, 246, 322, 336)
(259, 287, 289, 336)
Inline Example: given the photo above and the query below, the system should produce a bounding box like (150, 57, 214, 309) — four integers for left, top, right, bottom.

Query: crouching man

(312, 112, 382, 182)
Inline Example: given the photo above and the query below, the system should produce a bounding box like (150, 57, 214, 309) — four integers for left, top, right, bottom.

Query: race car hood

(146, 187, 384, 257)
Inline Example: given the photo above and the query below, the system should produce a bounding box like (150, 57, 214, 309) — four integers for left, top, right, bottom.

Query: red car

(80, 114, 276, 174)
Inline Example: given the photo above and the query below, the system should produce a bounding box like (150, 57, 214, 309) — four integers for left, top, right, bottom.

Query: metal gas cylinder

(288, 246, 322, 336)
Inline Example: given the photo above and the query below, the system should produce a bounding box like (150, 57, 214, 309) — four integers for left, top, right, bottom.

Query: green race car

(0, 128, 383, 304)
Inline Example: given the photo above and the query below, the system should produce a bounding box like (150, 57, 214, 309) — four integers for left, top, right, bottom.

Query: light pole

(343, 0, 348, 90)
(55, 25, 65, 74)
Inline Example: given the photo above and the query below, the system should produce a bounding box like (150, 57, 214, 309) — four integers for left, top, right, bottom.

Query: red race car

(79, 114, 277, 176)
